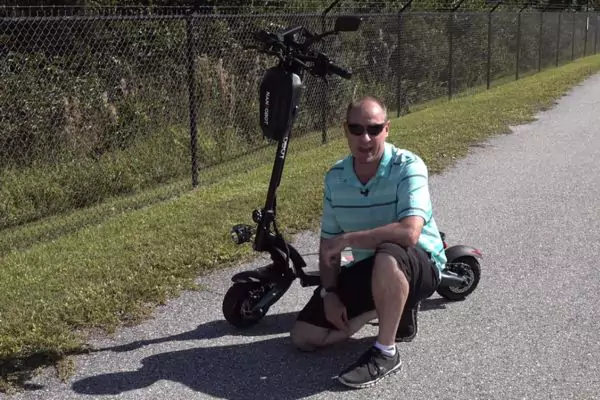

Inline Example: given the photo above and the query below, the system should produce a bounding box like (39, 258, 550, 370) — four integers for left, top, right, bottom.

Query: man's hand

(323, 293, 350, 335)
(321, 234, 349, 266)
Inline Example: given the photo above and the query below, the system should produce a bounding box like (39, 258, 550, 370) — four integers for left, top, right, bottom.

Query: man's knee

(374, 242, 411, 279)
(372, 243, 411, 298)
(375, 242, 409, 262)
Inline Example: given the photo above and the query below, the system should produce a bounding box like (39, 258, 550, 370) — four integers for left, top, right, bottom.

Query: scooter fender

(444, 244, 483, 263)
(231, 263, 294, 285)
(231, 270, 271, 284)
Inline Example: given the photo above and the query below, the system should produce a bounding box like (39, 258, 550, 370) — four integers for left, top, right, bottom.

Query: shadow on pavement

(73, 336, 376, 399)
(71, 312, 374, 399)
(72, 297, 451, 399)
(420, 296, 454, 311)
(89, 311, 301, 354)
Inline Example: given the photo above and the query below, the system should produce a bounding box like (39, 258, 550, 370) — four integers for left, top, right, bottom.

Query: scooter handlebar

(250, 26, 353, 80)
(327, 61, 352, 79)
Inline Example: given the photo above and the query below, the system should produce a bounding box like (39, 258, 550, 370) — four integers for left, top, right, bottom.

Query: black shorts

(296, 242, 440, 330)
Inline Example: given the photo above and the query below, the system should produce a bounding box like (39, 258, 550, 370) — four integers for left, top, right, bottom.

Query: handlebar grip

(328, 62, 352, 79)
(253, 29, 267, 40)
(253, 29, 277, 44)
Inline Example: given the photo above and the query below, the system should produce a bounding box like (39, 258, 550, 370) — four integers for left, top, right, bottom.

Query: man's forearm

(345, 222, 418, 250)
(319, 252, 341, 288)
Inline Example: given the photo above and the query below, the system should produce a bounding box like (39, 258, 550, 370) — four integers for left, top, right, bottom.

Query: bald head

(345, 96, 388, 123)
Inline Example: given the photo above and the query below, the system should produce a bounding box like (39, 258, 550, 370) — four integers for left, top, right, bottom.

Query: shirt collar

(343, 142, 394, 187)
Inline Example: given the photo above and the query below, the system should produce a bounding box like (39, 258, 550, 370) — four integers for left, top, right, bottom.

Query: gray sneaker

(337, 346, 402, 389)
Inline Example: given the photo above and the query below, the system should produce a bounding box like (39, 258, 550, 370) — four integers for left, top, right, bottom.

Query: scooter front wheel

(222, 282, 270, 328)
(436, 256, 481, 301)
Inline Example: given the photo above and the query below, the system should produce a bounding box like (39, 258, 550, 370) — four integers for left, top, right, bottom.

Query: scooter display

(221, 1, 482, 329)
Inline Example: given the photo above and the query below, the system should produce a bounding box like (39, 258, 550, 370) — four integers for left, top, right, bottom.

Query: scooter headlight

(230, 224, 253, 245)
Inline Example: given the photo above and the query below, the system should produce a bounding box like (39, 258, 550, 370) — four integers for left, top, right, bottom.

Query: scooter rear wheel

(436, 256, 481, 301)
(222, 282, 270, 328)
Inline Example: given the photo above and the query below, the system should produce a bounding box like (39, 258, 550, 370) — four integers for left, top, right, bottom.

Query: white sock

(374, 341, 396, 357)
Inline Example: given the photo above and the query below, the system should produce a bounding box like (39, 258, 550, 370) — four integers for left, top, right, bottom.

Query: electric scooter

(221, 2, 482, 329)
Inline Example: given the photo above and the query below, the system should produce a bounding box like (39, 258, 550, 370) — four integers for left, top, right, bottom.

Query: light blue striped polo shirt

(320, 141, 447, 275)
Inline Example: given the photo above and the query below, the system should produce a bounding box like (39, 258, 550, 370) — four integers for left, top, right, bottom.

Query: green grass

(2, 54, 600, 393)
(0, 130, 327, 258)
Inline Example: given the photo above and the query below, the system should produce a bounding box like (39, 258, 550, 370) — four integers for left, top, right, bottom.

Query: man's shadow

(71, 297, 451, 399)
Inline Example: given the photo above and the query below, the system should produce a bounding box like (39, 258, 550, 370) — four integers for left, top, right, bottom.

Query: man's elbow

(395, 217, 424, 247)
(402, 226, 420, 247)
(407, 231, 420, 247)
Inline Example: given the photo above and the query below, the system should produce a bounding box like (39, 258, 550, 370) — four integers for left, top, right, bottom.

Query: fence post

(584, 9, 589, 57)
(448, 0, 465, 99)
(321, 16, 328, 144)
(186, 10, 199, 188)
(487, 1, 502, 90)
(515, 3, 529, 81)
(595, 13, 598, 53)
(571, 10, 576, 60)
(396, 0, 413, 117)
(538, 4, 550, 72)
(556, 11, 562, 66)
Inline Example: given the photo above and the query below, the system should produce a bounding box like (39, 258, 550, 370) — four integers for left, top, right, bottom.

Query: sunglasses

(346, 122, 387, 136)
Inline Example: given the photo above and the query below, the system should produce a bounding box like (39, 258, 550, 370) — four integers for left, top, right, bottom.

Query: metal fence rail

(0, 6, 598, 231)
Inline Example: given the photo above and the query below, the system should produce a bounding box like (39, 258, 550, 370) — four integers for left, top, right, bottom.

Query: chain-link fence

(1, 5, 598, 231)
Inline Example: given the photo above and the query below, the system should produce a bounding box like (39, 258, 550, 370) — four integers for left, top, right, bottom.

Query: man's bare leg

(371, 252, 409, 346)
(336, 252, 409, 388)
(290, 310, 377, 352)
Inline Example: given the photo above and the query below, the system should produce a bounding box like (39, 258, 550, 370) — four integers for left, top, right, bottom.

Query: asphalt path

(6, 73, 600, 400)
